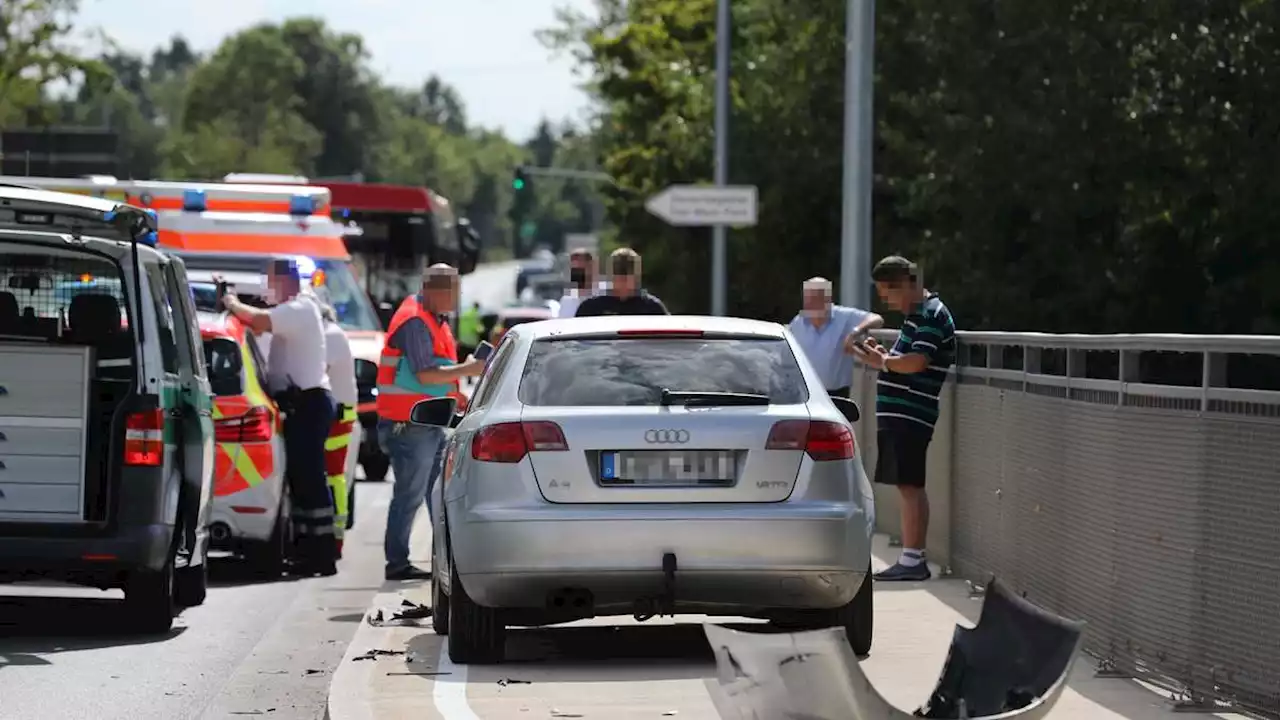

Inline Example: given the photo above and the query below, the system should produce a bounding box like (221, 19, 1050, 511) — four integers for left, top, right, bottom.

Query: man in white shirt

(556, 247, 609, 318)
(788, 276, 884, 398)
(318, 302, 361, 558)
(219, 258, 339, 576)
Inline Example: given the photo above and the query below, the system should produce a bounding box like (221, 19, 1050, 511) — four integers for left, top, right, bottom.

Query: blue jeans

(379, 420, 447, 573)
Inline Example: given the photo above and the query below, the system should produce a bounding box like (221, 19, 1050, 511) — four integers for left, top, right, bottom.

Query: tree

(0, 0, 107, 126)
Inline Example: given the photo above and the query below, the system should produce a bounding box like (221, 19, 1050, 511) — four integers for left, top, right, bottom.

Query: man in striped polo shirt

(851, 256, 956, 582)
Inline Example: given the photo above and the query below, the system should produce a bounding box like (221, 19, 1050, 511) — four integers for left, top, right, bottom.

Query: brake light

(124, 409, 164, 466)
(766, 420, 855, 461)
(615, 329, 705, 337)
(214, 405, 273, 443)
(471, 421, 568, 463)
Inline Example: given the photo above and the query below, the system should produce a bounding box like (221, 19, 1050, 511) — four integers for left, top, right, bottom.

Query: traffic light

(512, 167, 527, 191)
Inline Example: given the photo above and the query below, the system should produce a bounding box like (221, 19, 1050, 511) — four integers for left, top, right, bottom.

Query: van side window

(161, 261, 201, 377)
(167, 260, 208, 377)
(144, 265, 179, 373)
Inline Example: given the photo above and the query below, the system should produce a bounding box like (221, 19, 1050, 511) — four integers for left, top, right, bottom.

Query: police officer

(220, 258, 338, 576)
(376, 264, 484, 581)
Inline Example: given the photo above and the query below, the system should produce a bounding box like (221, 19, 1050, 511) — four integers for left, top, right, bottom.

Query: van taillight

(471, 421, 568, 463)
(124, 409, 165, 466)
(215, 405, 273, 443)
(766, 420, 855, 461)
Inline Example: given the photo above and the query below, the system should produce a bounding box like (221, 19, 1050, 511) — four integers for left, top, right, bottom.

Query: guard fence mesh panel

(944, 342, 1280, 717)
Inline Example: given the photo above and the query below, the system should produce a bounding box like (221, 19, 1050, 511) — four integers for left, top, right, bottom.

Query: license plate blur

(598, 450, 738, 487)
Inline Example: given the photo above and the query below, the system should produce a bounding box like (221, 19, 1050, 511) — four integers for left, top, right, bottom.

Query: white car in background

(422, 315, 875, 664)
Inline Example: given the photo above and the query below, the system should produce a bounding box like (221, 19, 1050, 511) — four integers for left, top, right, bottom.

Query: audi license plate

(598, 450, 738, 487)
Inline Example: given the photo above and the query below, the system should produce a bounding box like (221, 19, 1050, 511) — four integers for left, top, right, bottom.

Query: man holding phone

(788, 276, 884, 399)
(375, 264, 485, 581)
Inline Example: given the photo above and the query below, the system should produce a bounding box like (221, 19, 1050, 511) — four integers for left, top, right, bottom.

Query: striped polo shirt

(875, 292, 956, 434)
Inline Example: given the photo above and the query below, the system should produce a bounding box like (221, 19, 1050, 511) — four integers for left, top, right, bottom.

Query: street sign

(645, 185, 758, 227)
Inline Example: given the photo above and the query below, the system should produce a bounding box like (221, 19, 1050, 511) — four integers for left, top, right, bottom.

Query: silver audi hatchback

(426, 315, 875, 664)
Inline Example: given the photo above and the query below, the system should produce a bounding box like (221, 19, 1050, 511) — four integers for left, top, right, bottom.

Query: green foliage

(547, 0, 1280, 330)
(7, 11, 601, 264)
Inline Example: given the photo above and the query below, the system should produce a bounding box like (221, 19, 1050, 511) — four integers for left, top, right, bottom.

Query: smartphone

(473, 341, 495, 361)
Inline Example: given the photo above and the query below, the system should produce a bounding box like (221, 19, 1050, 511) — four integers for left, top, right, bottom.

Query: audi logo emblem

(645, 429, 690, 444)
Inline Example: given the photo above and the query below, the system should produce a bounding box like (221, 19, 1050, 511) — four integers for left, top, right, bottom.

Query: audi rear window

(518, 336, 809, 406)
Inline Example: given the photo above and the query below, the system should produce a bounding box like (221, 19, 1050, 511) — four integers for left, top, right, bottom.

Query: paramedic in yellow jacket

(319, 302, 360, 558)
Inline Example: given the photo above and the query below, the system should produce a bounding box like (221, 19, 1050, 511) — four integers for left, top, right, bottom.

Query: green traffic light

(513, 178, 525, 190)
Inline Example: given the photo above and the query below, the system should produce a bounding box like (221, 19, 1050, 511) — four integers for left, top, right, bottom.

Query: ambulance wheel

(361, 454, 390, 483)
(125, 560, 175, 634)
(246, 492, 290, 577)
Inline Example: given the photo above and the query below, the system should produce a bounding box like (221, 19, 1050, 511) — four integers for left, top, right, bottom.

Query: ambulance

(198, 311, 291, 572)
(122, 180, 393, 482)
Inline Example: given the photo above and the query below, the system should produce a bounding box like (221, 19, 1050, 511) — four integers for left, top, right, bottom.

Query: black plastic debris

(497, 677, 532, 687)
(368, 599, 434, 627)
(705, 577, 1084, 720)
(352, 649, 407, 662)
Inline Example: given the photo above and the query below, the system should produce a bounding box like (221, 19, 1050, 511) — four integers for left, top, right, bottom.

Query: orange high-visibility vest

(375, 295, 461, 422)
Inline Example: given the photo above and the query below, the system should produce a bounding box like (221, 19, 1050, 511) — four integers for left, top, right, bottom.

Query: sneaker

(385, 564, 432, 581)
(873, 562, 932, 582)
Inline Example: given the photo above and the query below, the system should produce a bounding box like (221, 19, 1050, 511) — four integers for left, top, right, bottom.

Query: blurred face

(611, 258, 639, 297)
(875, 278, 916, 312)
(569, 254, 593, 289)
(265, 269, 298, 305)
(421, 273, 458, 313)
(802, 287, 831, 318)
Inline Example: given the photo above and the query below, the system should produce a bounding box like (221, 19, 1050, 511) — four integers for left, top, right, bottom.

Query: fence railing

(852, 331, 1280, 718)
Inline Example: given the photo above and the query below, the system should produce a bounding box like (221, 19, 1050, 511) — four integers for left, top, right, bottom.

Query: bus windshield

(316, 260, 382, 332)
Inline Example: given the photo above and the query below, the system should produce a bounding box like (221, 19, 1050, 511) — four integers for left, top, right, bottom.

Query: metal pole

(840, 0, 875, 310)
(711, 0, 731, 317)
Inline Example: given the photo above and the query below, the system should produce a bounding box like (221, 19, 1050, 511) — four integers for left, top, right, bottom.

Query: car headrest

(69, 293, 122, 334)
(0, 291, 17, 321)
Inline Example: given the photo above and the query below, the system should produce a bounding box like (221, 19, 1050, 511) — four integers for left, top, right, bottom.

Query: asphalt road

(0, 469, 398, 720)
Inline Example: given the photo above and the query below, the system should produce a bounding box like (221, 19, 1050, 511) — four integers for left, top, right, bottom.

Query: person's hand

(460, 356, 487, 377)
(851, 339, 889, 370)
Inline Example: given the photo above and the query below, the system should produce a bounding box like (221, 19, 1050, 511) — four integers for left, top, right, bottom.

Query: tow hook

(633, 552, 678, 622)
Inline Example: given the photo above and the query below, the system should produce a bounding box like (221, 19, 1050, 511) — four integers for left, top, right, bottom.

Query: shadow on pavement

(462, 621, 782, 686)
(207, 556, 303, 589)
(0, 592, 187, 658)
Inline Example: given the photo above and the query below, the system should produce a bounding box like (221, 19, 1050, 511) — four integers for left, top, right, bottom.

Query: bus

(224, 175, 481, 324)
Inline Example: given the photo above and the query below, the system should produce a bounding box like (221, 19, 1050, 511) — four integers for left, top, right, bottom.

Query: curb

(326, 591, 409, 720)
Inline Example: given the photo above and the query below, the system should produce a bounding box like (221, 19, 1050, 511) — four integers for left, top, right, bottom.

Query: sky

(75, 0, 597, 142)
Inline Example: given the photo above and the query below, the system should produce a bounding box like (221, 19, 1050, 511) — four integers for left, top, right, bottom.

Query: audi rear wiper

(659, 389, 771, 407)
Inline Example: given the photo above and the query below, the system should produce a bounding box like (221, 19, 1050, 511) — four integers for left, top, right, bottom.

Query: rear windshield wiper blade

(660, 389, 771, 407)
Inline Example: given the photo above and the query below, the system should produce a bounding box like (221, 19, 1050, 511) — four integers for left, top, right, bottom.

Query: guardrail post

(1118, 349, 1140, 405)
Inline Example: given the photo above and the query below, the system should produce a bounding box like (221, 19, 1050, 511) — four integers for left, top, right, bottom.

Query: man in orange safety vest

(376, 264, 485, 581)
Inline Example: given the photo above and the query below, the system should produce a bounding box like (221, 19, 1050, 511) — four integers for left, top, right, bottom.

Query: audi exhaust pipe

(209, 522, 233, 546)
(705, 577, 1084, 719)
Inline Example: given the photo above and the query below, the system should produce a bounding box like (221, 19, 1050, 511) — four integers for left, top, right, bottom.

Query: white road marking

(432, 639, 482, 720)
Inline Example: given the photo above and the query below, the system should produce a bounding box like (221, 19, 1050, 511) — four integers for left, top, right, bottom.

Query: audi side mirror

(830, 397, 861, 424)
(409, 397, 457, 426)
(448, 412, 463, 429)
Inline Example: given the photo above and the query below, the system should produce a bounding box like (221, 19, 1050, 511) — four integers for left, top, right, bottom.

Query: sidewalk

(327, 529, 1245, 720)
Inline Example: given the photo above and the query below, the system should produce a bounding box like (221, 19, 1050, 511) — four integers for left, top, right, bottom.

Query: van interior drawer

(0, 425, 83, 457)
(0, 346, 90, 419)
(0, 454, 83, 485)
(0, 482, 81, 517)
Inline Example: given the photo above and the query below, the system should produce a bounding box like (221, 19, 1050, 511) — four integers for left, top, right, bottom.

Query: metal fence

(855, 331, 1280, 718)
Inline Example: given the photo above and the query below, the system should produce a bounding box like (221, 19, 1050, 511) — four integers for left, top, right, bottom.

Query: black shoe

(385, 564, 432, 581)
(873, 562, 932, 582)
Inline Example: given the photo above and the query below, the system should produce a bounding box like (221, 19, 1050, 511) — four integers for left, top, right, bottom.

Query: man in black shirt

(575, 247, 670, 316)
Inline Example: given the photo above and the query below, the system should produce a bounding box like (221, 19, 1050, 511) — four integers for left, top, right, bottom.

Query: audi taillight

(124, 408, 164, 466)
(471, 421, 568, 463)
(215, 405, 273, 443)
(766, 420, 855, 461)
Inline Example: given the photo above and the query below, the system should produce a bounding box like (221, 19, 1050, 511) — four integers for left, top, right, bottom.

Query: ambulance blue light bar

(182, 189, 208, 212)
(289, 194, 316, 216)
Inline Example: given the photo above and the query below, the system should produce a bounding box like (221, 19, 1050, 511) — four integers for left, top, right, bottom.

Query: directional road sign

(645, 185, 758, 227)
